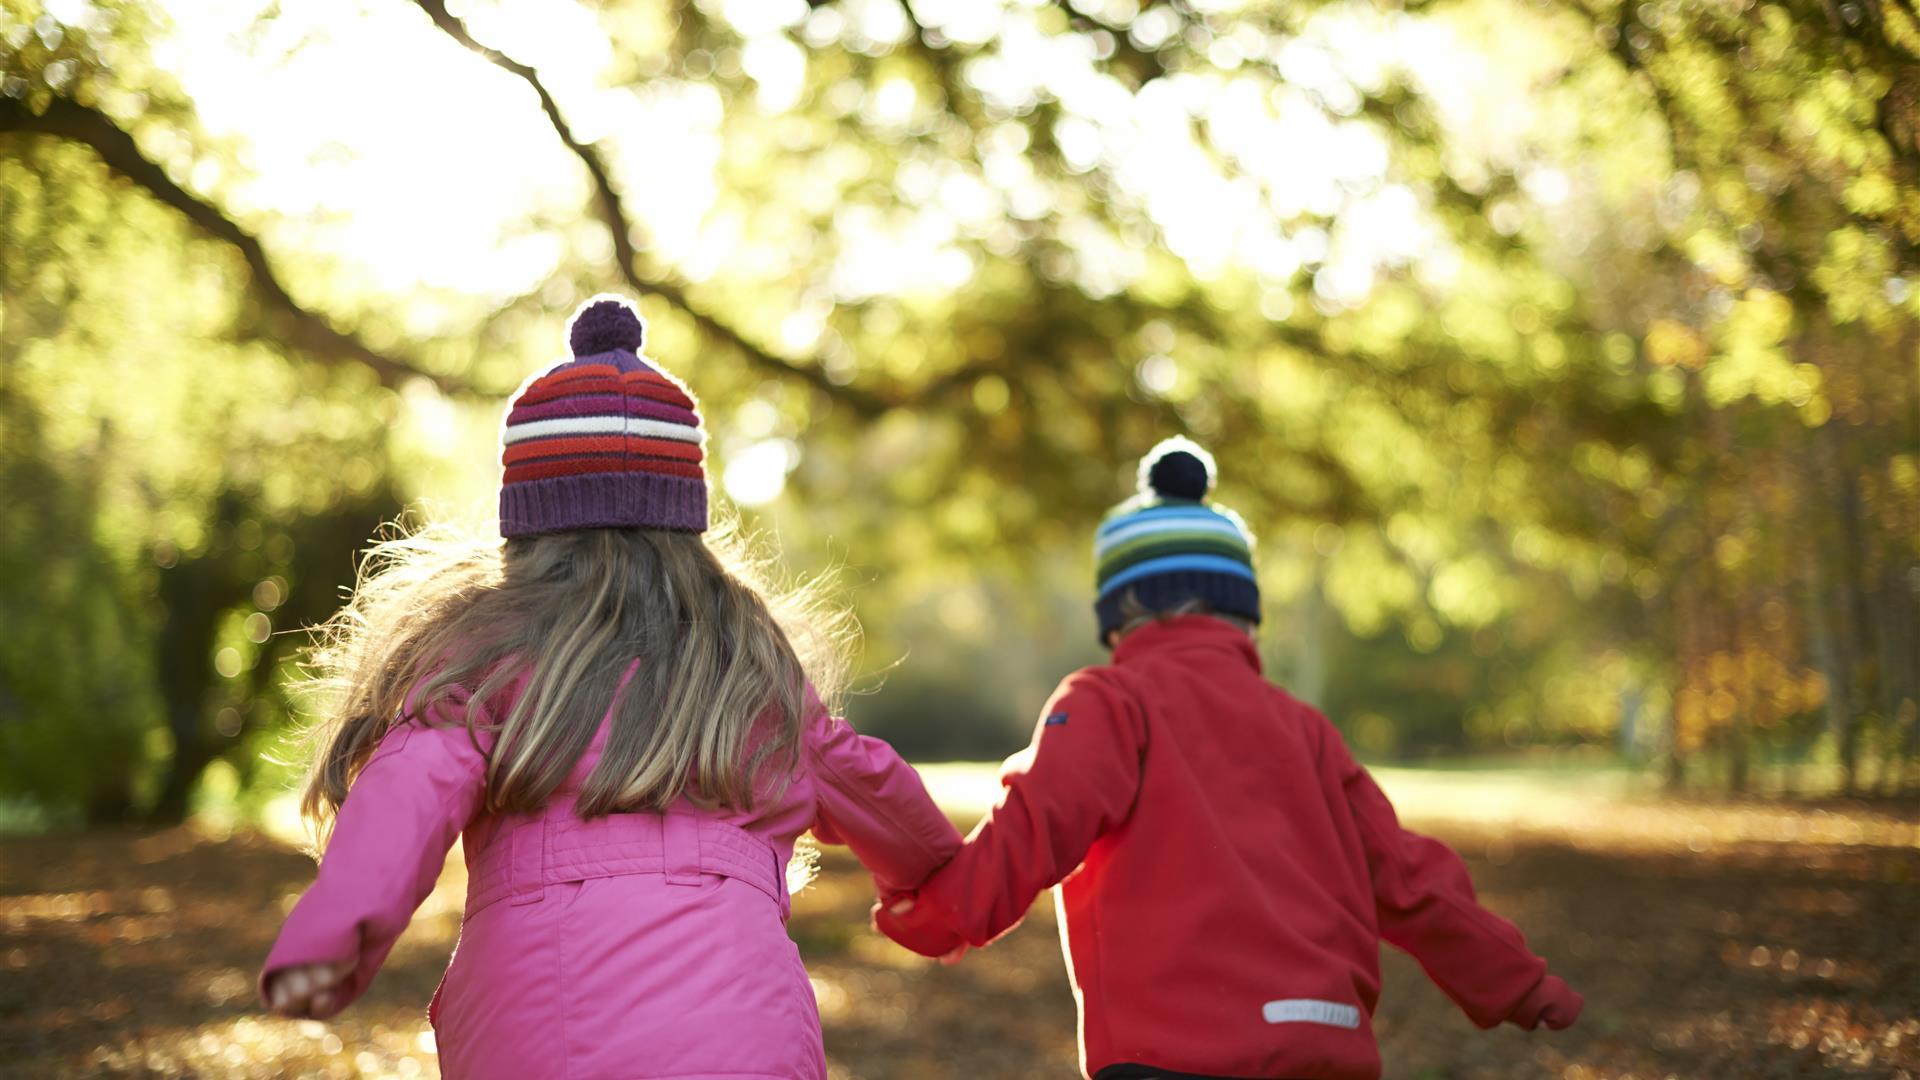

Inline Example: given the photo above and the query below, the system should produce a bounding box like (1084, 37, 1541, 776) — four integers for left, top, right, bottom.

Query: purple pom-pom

(568, 297, 647, 357)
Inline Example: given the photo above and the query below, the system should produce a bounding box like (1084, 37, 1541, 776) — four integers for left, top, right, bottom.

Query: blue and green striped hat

(1094, 436, 1259, 641)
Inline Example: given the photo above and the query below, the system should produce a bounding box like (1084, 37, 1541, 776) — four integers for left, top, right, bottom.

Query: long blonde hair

(297, 516, 850, 842)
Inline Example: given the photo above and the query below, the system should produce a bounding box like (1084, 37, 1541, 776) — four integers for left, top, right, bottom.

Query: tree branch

(0, 96, 461, 392)
(409, 0, 891, 415)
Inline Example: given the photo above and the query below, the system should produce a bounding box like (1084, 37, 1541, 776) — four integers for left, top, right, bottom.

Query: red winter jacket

(878, 616, 1568, 1080)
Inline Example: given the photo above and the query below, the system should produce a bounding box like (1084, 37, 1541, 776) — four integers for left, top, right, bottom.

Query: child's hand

(1510, 974, 1583, 1031)
(871, 893, 967, 963)
(264, 960, 357, 1019)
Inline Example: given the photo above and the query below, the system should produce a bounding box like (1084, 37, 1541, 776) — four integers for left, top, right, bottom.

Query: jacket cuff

(911, 866, 985, 947)
(1506, 973, 1561, 1030)
(873, 894, 966, 958)
(258, 945, 366, 1015)
(257, 899, 370, 1014)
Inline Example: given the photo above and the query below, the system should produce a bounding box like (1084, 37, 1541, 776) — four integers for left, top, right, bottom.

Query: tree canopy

(1, 0, 1915, 822)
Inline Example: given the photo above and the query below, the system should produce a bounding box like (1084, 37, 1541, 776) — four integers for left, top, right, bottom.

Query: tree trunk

(83, 788, 138, 825)
(1728, 710, 1750, 795)
(149, 713, 214, 825)
(146, 512, 245, 824)
(1818, 428, 1866, 796)
(148, 580, 225, 825)
(1877, 561, 1917, 796)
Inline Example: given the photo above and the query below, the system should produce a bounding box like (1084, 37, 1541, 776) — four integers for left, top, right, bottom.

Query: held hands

(264, 959, 357, 1019)
(1510, 975, 1583, 1031)
(871, 892, 968, 965)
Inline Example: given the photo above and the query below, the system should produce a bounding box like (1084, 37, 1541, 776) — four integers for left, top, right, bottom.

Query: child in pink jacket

(876, 438, 1582, 1080)
(260, 296, 961, 1079)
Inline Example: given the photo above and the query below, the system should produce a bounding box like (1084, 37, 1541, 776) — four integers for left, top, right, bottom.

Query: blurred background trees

(0, 0, 1914, 824)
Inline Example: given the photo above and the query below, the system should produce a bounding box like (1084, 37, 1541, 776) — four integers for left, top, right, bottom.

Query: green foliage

(0, 0, 1915, 820)
(0, 391, 154, 822)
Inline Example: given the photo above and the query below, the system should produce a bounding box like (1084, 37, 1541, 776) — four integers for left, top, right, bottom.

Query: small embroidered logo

(1044, 711, 1070, 727)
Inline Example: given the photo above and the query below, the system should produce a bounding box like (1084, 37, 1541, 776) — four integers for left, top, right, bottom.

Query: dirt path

(1, 798, 1916, 1078)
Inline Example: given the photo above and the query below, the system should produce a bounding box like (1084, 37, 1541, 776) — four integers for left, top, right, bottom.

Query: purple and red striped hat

(498, 295, 708, 537)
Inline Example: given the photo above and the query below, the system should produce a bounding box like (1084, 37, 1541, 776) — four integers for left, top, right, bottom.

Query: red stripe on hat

(502, 435, 704, 466)
(501, 435, 626, 466)
(542, 363, 622, 384)
(626, 436, 704, 462)
(621, 372, 695, 409)
(624, 383, 696, 411)
(504, 456, 706, 484)
(516, 376, 628, 407)
(621, 368, 679, 387)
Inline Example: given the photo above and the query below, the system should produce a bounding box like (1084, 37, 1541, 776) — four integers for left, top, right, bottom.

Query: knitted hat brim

(1094, 569, 1262, 642)
(500, 471, 708, 537)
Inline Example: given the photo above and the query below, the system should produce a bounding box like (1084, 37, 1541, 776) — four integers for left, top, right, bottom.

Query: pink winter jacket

(260, 667, 962, 1079)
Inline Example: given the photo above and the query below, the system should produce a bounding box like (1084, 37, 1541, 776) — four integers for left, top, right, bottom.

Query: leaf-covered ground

(2, 776, 1917, 1079)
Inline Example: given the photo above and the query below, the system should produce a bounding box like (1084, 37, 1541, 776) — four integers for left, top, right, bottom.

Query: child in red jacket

(875, 437, 1582, 1080)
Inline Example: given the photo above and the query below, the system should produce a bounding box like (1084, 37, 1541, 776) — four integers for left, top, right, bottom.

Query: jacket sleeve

(258, 692, 488, 1015)
(902, 669, 1146, 949)
(1320, 715, 1550, 1028)
(806, 686, 963, 894)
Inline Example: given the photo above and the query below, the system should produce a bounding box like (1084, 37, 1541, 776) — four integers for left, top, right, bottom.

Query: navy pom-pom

(568, 297, 647, 357)
(1138, 436, 1216, 500)
(1147, 452, 1211, 499)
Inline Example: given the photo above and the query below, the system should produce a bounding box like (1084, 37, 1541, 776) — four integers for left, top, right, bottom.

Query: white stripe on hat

(502, 415, 703, 445)
(627, 417, 706, 445)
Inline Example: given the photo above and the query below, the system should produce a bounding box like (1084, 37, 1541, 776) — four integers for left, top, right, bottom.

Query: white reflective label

(1260, 999, 1362, 1029)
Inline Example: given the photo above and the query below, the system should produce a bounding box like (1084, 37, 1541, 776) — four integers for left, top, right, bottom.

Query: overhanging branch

(409, 0, 891, 415)
(0, 96, 462, 392)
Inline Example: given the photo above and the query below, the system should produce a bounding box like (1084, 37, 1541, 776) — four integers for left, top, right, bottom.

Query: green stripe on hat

(1097, 534, 1252, 585)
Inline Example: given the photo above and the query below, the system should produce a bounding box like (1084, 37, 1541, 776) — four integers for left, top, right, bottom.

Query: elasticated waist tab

(465, 804, 788, 919)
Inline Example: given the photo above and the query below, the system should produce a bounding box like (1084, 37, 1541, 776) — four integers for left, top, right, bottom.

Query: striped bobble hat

(1093, 436, 1259, 641)
(498, 295, 708, 537)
